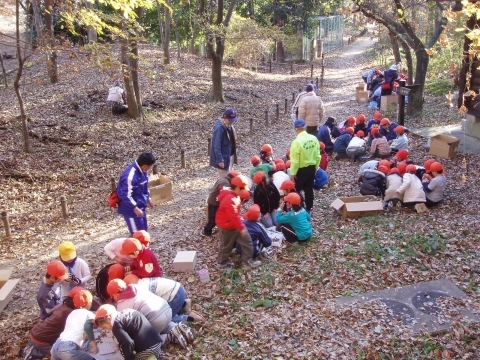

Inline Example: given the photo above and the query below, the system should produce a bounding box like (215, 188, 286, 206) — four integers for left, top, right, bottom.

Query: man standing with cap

(289, 119, 320, 214)
(210, 108, 238, 178)
(297, 84, 324, 136)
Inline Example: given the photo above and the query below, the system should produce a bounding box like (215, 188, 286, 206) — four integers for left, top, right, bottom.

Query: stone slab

(335, 279, 480, 334)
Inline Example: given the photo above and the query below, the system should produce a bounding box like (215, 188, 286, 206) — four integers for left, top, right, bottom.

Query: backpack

(108, 190, 120, 208)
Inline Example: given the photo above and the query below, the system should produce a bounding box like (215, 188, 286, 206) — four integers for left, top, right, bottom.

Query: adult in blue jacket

(117, 153, 156, 235)
(333, 127, 353, 158)
(235, 205, 272, 258)
(209, 108, 238, 178)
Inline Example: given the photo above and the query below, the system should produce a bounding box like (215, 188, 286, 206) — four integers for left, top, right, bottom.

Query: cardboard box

(380, 95, 399, 111)
(173, 251, 197, 272)
(356, 90, 369, 103)
(148, 174, 172, 205)
(429, 134, 460, 159)
(0, 270, 20, 313)
(330, 196, 384, 218)
(357, 82, 366, 90)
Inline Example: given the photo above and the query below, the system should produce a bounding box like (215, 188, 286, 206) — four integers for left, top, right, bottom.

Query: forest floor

(0, 32, 480, 359)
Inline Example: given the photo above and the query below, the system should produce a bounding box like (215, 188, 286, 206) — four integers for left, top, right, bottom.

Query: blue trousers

(51, 340, 94, 360)
(169, 285, 188, 323)
(123, 213, 148, 235)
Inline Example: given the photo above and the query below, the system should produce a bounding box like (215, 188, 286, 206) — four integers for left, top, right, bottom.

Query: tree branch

(223, 0, 237, 27)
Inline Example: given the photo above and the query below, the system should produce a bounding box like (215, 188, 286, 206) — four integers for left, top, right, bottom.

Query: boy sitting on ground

(390, 125, 408, 153)
(275, 193, 312, 243)
(422, 161, 446, 208)
(236, 204, 272, 258)
(333, 127, 354, 159)
(346, 130, 367, 162)
(369, 128, 392, 159)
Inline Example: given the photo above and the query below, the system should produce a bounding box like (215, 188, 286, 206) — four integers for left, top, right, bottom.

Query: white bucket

(198, 268, 210, 283)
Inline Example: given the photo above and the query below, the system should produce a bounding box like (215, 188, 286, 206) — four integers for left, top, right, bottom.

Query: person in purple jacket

(117, 153, 156, 235)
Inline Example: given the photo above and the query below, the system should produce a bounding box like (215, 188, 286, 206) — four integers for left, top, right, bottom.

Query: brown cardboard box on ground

(356, 91, 369, 103)
(330, 196, 384, 218)
(380, 95, 399, 111)
(173, 251, 197, 272)
(0, 270, 20, 313)
(429, 134, 460, 159)
(148, 174, 172, 205)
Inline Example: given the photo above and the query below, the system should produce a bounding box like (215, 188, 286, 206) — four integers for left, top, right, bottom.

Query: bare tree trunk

(156, 1, 164, 45)
(163, 0, 171, 64)
(389, 31, 401, 64)
(0, 55, 7, 88)
(399, 40, 413, 84)
(44, 0, 57, 83)
(31, 0, 44, 46)
(119, 20, 140, 119)
(175, 26, 181, 59)
(85, 1, 97, 43)
(131, 8, 144, 118)
(14, 0, 30, 153)
(276, 19, 285, 62)
(210, 47, 223, 101)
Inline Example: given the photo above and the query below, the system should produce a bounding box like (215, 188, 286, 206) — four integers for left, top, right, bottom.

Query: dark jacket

(317, 125, 334, 153)
(253, 182, 281, 215)
(117, 161, 150, 217)
(333, 133, 352, 154)
(209, 119, 237, 170)
(360, 169, 386, 197)
(354, 123, 366, 135)
(236, 220, 272, 257)
(379, 122, 401, 141)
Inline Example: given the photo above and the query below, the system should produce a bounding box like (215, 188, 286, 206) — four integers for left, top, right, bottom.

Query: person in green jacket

(289, 119, 320, 214)
(275, 192, 312, 243)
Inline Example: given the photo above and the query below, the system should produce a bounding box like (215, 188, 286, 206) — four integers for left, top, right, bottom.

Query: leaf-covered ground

(0, 35, 479, 359)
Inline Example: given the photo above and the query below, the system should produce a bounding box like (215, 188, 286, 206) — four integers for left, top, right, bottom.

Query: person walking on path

(289, 119, 320, 214)
(117, 153, 156, 235)
(209, 108, 238, 178)
(297, 84, 325, 136)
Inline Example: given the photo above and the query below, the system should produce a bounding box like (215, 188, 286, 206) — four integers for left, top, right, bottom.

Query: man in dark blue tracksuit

(117, 153, 156, 235)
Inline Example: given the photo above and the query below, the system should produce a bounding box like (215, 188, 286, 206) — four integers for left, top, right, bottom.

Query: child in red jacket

(120, 238, 162, 278)
(319, 141, 328, 171)
(215, 175, 262, 271)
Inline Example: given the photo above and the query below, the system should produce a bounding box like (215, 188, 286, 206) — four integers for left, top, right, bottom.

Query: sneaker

(215, 262, 229, 270)
(169, 325, 188, 348)
(188, 310, 206, 322)
(241, 260, 262, 270)
(177, 321, 195, 344)
(21, 346, 33, 360)
(182, 298, 192, 314)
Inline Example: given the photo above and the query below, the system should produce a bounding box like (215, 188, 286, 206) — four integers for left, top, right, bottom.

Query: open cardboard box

(429, 134, 459, 159)
(148, 174, 173, 205)
(0, 270, 20, 313)
(380, 95, 399, 111)
(331, 195, 384, 218)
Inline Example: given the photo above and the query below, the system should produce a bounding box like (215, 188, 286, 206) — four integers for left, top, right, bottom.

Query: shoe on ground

(201, 229, 213, 237)
(182, 298, 192, 314)
(241, 260, 262, 270)
(215, 262, 229, 270)
(169, 325, 188, 348)
(177, 321, 195, 344)
(188, 310, 206, 322)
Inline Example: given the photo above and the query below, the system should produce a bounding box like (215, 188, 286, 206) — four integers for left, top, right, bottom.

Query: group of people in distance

(23, 230, 204, 360)
(318, 111, 409, 162)
(362, 63, 408, 108)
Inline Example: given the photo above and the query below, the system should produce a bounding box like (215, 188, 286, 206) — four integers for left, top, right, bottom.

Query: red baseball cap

(119, 238, 142, 256)
(107, 279, 126, 297)
(108, 263, 125, 282)
(73, 290, 93, 308)
(46, 261, 69, 280)
(132, 230, 150, 247)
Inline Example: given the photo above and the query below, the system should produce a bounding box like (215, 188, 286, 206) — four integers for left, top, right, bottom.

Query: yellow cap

(58, 241, 77, 261)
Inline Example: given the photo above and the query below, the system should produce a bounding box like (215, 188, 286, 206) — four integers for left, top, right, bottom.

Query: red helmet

(430, 162, 443, 172)
(347, 116, 356, 125)
(274, 158, 284, 165)
(396, 149, 409, 161)
(380, 118, 390, 126)
(276, 162, 286, 171)
(346, 127, 354, 134)
(370, 128, 379, 136)
(239, 189, 250, 201)
(378, 159, 391, 169)
(280, 180, 295, 190)
(378, 165, 389, 175)
(356, 114, 366, 123)
(228, 170, 240, 178)
(389, 167, 400, 175)
(357, 131, 365, 138)
(250, 155, 261, 166)
(261, 144, 273, 155)
(397, 162, 407, 175)
(243, 204, 260, 221)
(319, 141, 325, 150)
(393, 126, 405, 135)
(406, 164, 417, 173)
(231, 175, 249, 190)
(424, 159, 435, 172)
(284, 192, 301, 205)
(373, 112, 382, 120)
(253, 171, 266, 185)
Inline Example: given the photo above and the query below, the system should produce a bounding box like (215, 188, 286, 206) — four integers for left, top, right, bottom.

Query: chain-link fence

(303, 15, 344, 60)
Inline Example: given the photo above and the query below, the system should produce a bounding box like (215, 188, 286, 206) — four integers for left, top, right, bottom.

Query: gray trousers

(217, 228, 253, 265)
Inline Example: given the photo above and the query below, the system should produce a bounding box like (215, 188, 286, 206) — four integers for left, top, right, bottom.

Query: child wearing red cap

(250, 155, 274, 178)
(396, 164, 426, 208)
(369, 128, 391, 158)
(121, 238, 162, 278)
(253, 171, 281, 228)
(275, 193, 312, 243)
(259, 144, 274, 164)
(384, 167, 404, 208)
(37, 261, 69, 321)
(202, 170, 239, 237)
(346, 130, 367, 162)
(216, 175, 262, 270)
(354, 114, 367, 135)
(279, 180, 305, 210)
(423, 162, 446, 208)
(319, 142, 328, 171)
(236, 205, 272, 258)
(272, 162, 290, 196)
(390, 125, 408, 153)
(103, 230, 150, 266)
(337, 116, 356, 135)
(333, 127, 354, 158)
(366, 111, 382, 139)
(50, 290, 98, 359)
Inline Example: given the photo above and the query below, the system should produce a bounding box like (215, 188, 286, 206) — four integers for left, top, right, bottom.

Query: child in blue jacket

(275, 193, 312, 243)
(313, 168, 329, 189)
(333, 127, 354, 158)
(236, 205, 272, 258)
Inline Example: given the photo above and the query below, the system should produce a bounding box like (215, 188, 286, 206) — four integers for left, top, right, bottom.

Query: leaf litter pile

(1, 36, 480, 359)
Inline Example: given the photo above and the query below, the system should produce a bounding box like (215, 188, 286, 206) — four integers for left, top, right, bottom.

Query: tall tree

(199, 0, 237, 101)
(44, 0, 58, 83)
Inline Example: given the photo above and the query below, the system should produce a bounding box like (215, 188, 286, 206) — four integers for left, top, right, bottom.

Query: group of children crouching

(23, 231, 204, 360)
(202, 143, 323, 269)
(318, 112, 408, 162)
(359, 154, 447, 212)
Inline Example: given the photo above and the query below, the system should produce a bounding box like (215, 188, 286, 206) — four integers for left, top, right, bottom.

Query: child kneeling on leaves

(422, 161, 446, 208)
(236, 204, 272, 258)
(396, 164, 427, 210)
(275, 193, 312, 243)
(383, 167, 403, 208)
